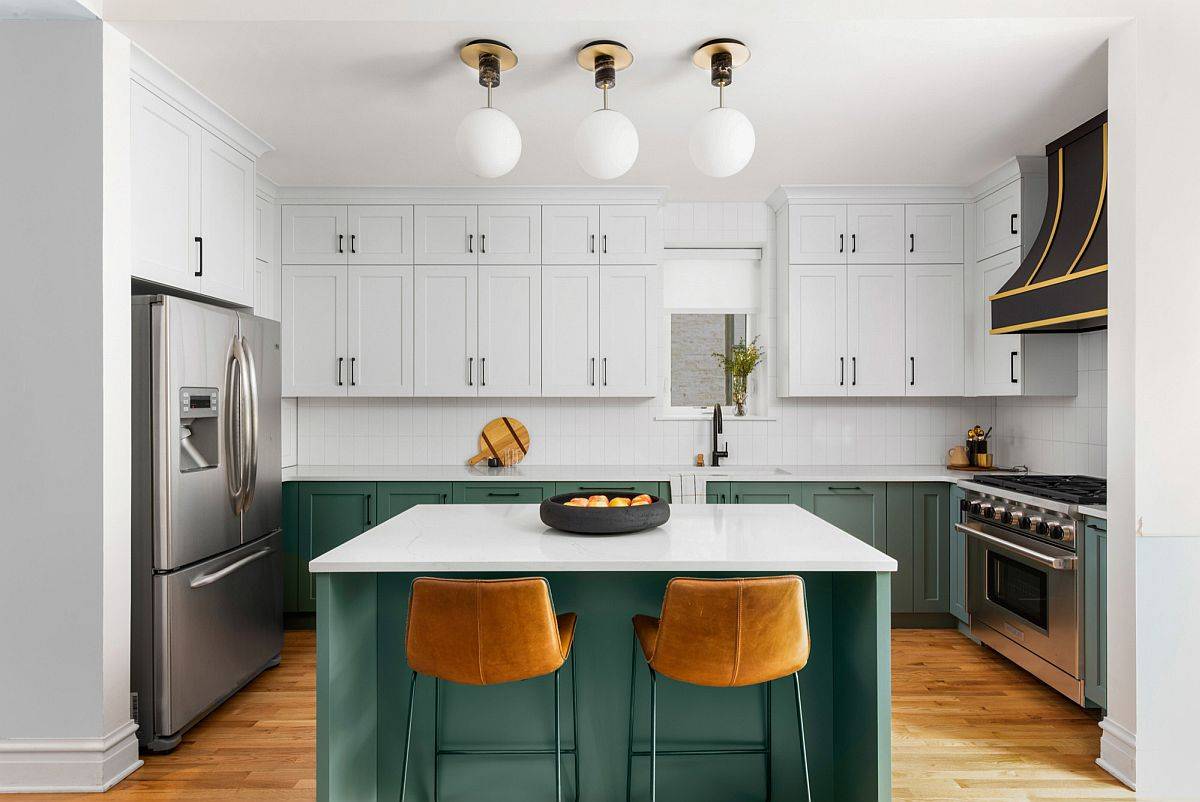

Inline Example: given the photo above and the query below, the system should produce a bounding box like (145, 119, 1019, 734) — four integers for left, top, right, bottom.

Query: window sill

(654, 414, 777, 422)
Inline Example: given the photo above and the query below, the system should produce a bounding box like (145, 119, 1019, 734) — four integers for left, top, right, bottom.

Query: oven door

(961, 519, 1080, 677)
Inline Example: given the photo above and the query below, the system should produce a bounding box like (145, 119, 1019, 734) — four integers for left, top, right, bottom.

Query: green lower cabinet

(705, 481, 730, 504)
(948, 484, 969, 624)
(730, 481, 803, 505)
(801, 482, 887, 549)
(1084, 517, 1108, 708)
(884, 483, 951, 615)
(451, 482, 555, 504)
(553, 481, 667, 500)
(377, 482, 452, 522)
(282, 482, 299, 613)
(884, 485, 915, 614)
(297, 482, 377, 613)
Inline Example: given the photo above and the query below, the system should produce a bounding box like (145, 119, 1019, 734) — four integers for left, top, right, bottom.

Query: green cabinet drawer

(949, 484, 969, 624)
(377, 482, 452, 522)
(297, 482, 377, 613)
(801, 482, 886, 549)
(1084, 517, 1108, 708)
(554, 481, 663, 499)
(729, 482, 803, 505)
(452, 482, 555, 504)
(705, 482, 731, 504)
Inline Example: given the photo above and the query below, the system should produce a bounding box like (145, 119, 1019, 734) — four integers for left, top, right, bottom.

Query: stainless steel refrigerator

(131, 295, 283, 751)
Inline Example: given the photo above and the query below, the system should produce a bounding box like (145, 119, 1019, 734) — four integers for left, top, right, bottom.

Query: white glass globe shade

(455, 106, 522, 178)
(688, 106, 756, 178)
(574, 108, 639, 180)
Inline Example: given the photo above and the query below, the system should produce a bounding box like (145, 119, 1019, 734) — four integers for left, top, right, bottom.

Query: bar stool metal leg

(570, 650, 580, 802)
(793, 672, 811, 802)
(764, 679, 773, 801)
(433, 678, 441, 802)
(554, 668, 562, 802)
(399, 671, 419, 802)
(648, 667, 658, 802)
(625, 638, 637, 802)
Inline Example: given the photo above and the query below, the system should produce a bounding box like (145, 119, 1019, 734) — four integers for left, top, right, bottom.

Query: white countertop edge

(310, 560, 898, 573)
(1078, 505, 1108, 520)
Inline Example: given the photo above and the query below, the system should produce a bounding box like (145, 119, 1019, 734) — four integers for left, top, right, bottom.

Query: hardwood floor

(17, 628, 1134, 800)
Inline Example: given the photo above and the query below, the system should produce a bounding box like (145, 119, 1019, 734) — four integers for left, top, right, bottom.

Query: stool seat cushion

(632, 576, 810, 688)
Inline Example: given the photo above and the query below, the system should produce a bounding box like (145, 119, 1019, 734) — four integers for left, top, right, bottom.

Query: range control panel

(960, 493, 1077, 549)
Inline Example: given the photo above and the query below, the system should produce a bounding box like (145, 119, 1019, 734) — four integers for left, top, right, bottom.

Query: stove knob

(1049, 524, 1065, 541)
(1035, 519, 1049, 535)
(1001, 509, 1015, 525)
(969, 501, 983, 515)
(1019, 515, 1033, 529)
(1059, 525, 1076, 544)
(980, 504, 995, 518)
(959, 498, 971, 512)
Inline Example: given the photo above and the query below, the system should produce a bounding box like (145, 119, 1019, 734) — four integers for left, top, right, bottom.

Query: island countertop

(307, 503, 898, 574)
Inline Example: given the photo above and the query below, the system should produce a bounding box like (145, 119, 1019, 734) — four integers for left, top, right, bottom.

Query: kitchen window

(660, 247, 763, 417)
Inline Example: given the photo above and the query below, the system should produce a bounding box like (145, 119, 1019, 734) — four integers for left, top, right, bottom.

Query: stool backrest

(406, 577, 566, 685)
(651, 575, 810, 687)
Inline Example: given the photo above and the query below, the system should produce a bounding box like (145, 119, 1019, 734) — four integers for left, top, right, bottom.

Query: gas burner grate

(973, 474, 1106, 505)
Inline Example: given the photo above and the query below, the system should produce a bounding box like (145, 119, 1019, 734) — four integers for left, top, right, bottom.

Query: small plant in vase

(713, 336, 764, 417)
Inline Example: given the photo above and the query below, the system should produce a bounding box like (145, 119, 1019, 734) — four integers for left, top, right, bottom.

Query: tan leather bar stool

(399, 577, 579, 802)
(626, 576, 812, 802)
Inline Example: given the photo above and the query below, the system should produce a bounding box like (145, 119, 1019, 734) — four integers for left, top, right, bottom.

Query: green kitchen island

(310, 503, 896, 801)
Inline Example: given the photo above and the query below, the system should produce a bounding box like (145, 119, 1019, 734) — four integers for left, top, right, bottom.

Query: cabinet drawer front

(283, 205, 347, 264)
(730, 482, 802, 504)
(801, 482, 887, 548)
(454, 483, 551, 504)
(554, 481, 661, 498)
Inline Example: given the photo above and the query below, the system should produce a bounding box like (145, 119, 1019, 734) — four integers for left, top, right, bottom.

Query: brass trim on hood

(1023, 148, 1064, 287)
(1066, 123, 1108, 275)
(990, 308, 1107, 335)
(988, 264, 1108, 301)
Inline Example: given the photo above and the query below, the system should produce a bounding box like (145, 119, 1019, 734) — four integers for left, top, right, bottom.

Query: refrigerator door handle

(188, 546, 274, 589)
(223, 340, 247, 513)
(239, 336, 260, 514)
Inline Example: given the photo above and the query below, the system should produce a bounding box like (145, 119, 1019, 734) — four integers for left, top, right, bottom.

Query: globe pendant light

(456, 39, 522, 178)
(689, 38, 755, 178)
(574, 40, 639, 180)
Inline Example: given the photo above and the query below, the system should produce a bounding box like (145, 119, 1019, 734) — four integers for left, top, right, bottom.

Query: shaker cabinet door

(974, 249, 1024, 396)
(905, 264, 964, 396)
(478, 205, 541, 264)
(976, 181, 1022, 261)
(347, 266, 414, 396)
(846, 265, 906, 396)
(282, 205, 347, 265)
(542, 205, 600, 265)
(477, 265, 541, 396)
(905, 204, 963, 264)
(598, 264, 657, 396)
(198, 130, 255, 306)
(414, 205, 478, 264)
(281, 265, 347, 397)
(786, 265, 847, 396)
(787, 205, 847, 265)
(847, 204, 905, 264)
(542, 266, 600, 396)
(413, 265, 477, 396)
(599, 205, 661, 264)
(348, 205, 413, 265)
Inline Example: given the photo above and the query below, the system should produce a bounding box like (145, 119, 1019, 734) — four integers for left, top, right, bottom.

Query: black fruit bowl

(539, 492, 670, 535)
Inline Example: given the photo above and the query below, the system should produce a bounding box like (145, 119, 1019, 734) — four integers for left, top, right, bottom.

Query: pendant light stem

(486, 85, 493, 108)
(603, 86, 609, 110)
(719, 84, 724, 109)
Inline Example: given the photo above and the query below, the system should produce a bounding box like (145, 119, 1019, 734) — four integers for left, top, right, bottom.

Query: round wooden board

(467, 417, 531, 466)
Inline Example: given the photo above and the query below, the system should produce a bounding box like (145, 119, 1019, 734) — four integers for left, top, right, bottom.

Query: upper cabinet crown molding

(131, 46, 273, 160)
(966, 156, 1047, 201)
(767, 184, 969, 211)
(271, 185, 668, 206)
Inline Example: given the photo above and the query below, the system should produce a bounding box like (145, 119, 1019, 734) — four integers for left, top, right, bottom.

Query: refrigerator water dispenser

(179, 387, 218, 472)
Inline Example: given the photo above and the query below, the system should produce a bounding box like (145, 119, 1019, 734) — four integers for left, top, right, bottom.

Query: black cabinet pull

(579, 486, 635, 492)
(350, 357, 357, 386)
(1010, 351, 1019, 384)
(851, 233, 857, 253)
(350, 233, 357, 254)
(851, 356, 857, 386)
(338, 233, 344, 254)
(839, 233, 844, 253)
(589, 234, 595, 253)
(910, 356, 915, 386)
(364, 494, 372, 526)
(487, 491, 521, 497)
(481, 357, 486, 386)
(602, 357, 607, 386)
(1010, 213, 1018, 235)
(590, 357, 595, 386)
(468, 356, 474, 386)
(734, 494, 740, 503)
(481, 233, 487, 254)
(840, 356, 845, 386)
(909, 233, 915, 253)
(337, 357, 344, 386)
(468, 233, 474, 253)
(194, 236, 203, 277)
(602, 234, 607, 254)
(828, 485, 862, 491)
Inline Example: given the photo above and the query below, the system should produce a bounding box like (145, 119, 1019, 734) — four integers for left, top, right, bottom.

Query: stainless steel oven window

(987, 550, 1049, 630)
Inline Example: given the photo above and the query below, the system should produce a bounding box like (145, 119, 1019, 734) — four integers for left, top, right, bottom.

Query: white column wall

(0, 20, 139, 792)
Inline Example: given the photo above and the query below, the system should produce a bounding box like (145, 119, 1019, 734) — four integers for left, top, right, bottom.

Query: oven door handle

(955, 523, 1077, 571)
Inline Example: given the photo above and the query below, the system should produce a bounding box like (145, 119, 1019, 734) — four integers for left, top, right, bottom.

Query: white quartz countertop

(1078, 505, 1108, 520)
(308, 504, 899, 574)
(283, 463, 992, 484)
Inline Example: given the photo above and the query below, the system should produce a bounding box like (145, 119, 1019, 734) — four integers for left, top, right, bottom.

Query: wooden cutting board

(467, 417, 531, 467)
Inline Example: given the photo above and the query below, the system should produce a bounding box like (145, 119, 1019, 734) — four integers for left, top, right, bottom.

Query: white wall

(294, 201, 996, 467)
(0, 20, 140, 792)
(994, 331, 1107, 475)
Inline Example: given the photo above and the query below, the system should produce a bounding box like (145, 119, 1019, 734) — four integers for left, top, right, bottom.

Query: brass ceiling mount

(459, 39, 518, 88)
(692, 38, 750, 87)
(577, 40, 634, 90)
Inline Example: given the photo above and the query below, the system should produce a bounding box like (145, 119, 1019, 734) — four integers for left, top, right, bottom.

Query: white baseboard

(0, 720, 142, 793)
(1097, 716, 1136, 790)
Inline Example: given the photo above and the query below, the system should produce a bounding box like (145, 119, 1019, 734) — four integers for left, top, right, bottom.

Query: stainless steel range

(956, 474, 1106, 705)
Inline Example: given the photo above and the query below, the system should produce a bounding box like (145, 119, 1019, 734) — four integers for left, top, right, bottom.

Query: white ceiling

(107, 2, 1114, 200)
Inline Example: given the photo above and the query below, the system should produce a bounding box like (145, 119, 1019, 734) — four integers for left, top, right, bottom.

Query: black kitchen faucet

(711, 404, 728, 467)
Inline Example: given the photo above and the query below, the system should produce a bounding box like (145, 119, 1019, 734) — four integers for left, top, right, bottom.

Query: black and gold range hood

(990, 111, 1108, 334)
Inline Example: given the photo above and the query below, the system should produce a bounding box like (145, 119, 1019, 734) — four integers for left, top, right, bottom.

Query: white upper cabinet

(414, 205, 478, 264)
(542, 266, 600, 396)
(598, 264, 657, 396)
(905, 204, 964, 264)
(253, 196, 279, 321)
(847, 205, 905, 264)
(788, 205, 847, 265)
(347, 266, 414, 396)
(348, 205, 414, 265)
(281, 265, 347, 397)
(542, 205, 600, 265)
(974, 249, 1026, 396)
(198, 131, 255, 306)
(282, 205, 347, 264)
(846, 265, 906, 395)
(413, 265, 478, 396)
(132, 83, 202, 293)
(976, 181, 1022, 261)
(599, 206, 661, 264)
(478, 205, 541, 264)
(785, 265, 848, 396)
(477, 265, 542, 396)
(905, 264, 964, 395)
(255, 196, 275, 264)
